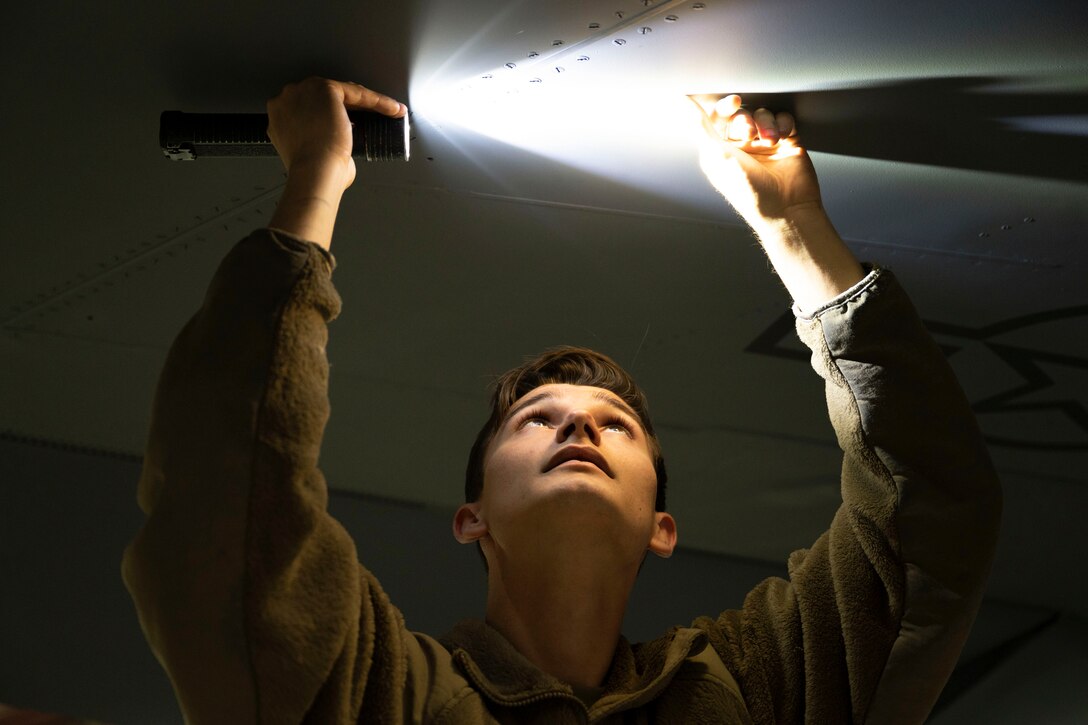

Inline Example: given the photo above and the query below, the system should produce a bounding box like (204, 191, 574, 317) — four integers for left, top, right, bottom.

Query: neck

(483, 543, 638, 689)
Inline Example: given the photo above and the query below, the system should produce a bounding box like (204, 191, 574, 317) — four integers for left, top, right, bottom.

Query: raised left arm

(691, 93, 863, 314)
(690, 95, 1003, 723)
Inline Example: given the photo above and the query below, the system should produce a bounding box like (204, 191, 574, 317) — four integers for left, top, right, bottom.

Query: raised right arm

(266, 77, 406, 250)
(121, 80, 433, 724)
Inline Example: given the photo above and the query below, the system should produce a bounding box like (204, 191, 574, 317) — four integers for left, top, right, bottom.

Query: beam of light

(410, 60, 710, 195)
(413, 72, 809, 179)
(403, 0, 833, 217)
(406, 0, 723, 202)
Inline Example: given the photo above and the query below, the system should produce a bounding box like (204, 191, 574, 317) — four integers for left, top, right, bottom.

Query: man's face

(465, 383, 671, 564)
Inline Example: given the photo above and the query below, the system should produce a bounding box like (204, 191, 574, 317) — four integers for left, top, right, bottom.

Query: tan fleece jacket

(123, 229, 1001, 724)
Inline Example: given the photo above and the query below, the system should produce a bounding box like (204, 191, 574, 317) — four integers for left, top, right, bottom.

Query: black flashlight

(159, 110, 410, 161)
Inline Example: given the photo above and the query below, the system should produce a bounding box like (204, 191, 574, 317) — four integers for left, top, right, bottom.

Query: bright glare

(769, 137, 802, 159)
(408, 50, 806, 210)
(729, 115, 752, 141)
(713, 95, 741, 117)
(410, 64, 704, 183)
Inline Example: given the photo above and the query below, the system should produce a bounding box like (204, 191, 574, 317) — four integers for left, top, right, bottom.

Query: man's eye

(522, 417, 549, 428)
(603, 420, 632, 435)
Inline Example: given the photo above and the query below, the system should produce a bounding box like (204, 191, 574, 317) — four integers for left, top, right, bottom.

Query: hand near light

(266, 77, 407, 250)
(690, 94, 823, 232)
(689, 94, 864, 313)
(267, 77, 407, 191)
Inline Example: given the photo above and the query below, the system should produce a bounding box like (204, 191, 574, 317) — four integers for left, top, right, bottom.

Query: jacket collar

(440, 619, 707, 715)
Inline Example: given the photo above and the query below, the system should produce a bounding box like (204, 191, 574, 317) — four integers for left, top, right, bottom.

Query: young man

(123, 78, 1002, 723)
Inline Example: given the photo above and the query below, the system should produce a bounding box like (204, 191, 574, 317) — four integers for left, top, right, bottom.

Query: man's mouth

(544, 446, 613, 478)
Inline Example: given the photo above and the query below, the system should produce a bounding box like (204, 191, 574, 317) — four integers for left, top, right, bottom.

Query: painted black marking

(747, 305, 1088, 451)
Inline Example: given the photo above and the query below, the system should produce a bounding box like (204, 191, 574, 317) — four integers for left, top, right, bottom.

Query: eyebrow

(503, 390, 643, 429)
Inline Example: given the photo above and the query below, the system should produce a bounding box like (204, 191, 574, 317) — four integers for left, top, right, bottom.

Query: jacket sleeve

(696, 268, 1002, 724)
(121, 229, 428, 724)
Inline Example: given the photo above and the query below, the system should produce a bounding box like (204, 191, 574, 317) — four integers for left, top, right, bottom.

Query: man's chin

(529, 478, 626, 520)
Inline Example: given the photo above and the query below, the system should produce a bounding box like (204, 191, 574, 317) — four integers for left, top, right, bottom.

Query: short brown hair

(465, 346, 667, 511)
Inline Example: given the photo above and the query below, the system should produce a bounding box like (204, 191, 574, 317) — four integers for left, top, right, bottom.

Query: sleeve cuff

(792, 264, 880, 320)
(265, 227, 337, 273)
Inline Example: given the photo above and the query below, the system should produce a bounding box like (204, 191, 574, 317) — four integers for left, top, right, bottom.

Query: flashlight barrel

(159, 110, 409, 161)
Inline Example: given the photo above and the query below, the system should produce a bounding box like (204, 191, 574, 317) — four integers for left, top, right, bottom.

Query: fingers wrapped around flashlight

(702, 97, 799, 158)
(725, 109, 794, 145)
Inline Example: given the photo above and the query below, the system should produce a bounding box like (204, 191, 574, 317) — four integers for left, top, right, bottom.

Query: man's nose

(558, 410, 601, 445)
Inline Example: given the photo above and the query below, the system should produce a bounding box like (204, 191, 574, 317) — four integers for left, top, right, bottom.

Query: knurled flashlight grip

(159, 110, 410, 161)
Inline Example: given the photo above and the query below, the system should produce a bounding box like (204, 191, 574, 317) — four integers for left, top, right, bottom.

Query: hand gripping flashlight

(159, 110, 410, 161)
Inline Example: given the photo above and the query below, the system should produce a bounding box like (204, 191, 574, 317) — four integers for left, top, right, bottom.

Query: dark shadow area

(736, 77, 1088, 182)
(929, 611, 1061, 719)
(155, 3, 415, 109)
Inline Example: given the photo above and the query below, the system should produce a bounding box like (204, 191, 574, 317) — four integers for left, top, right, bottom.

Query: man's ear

(647, 512, 677, 559)
(452, 502, 488, 544)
